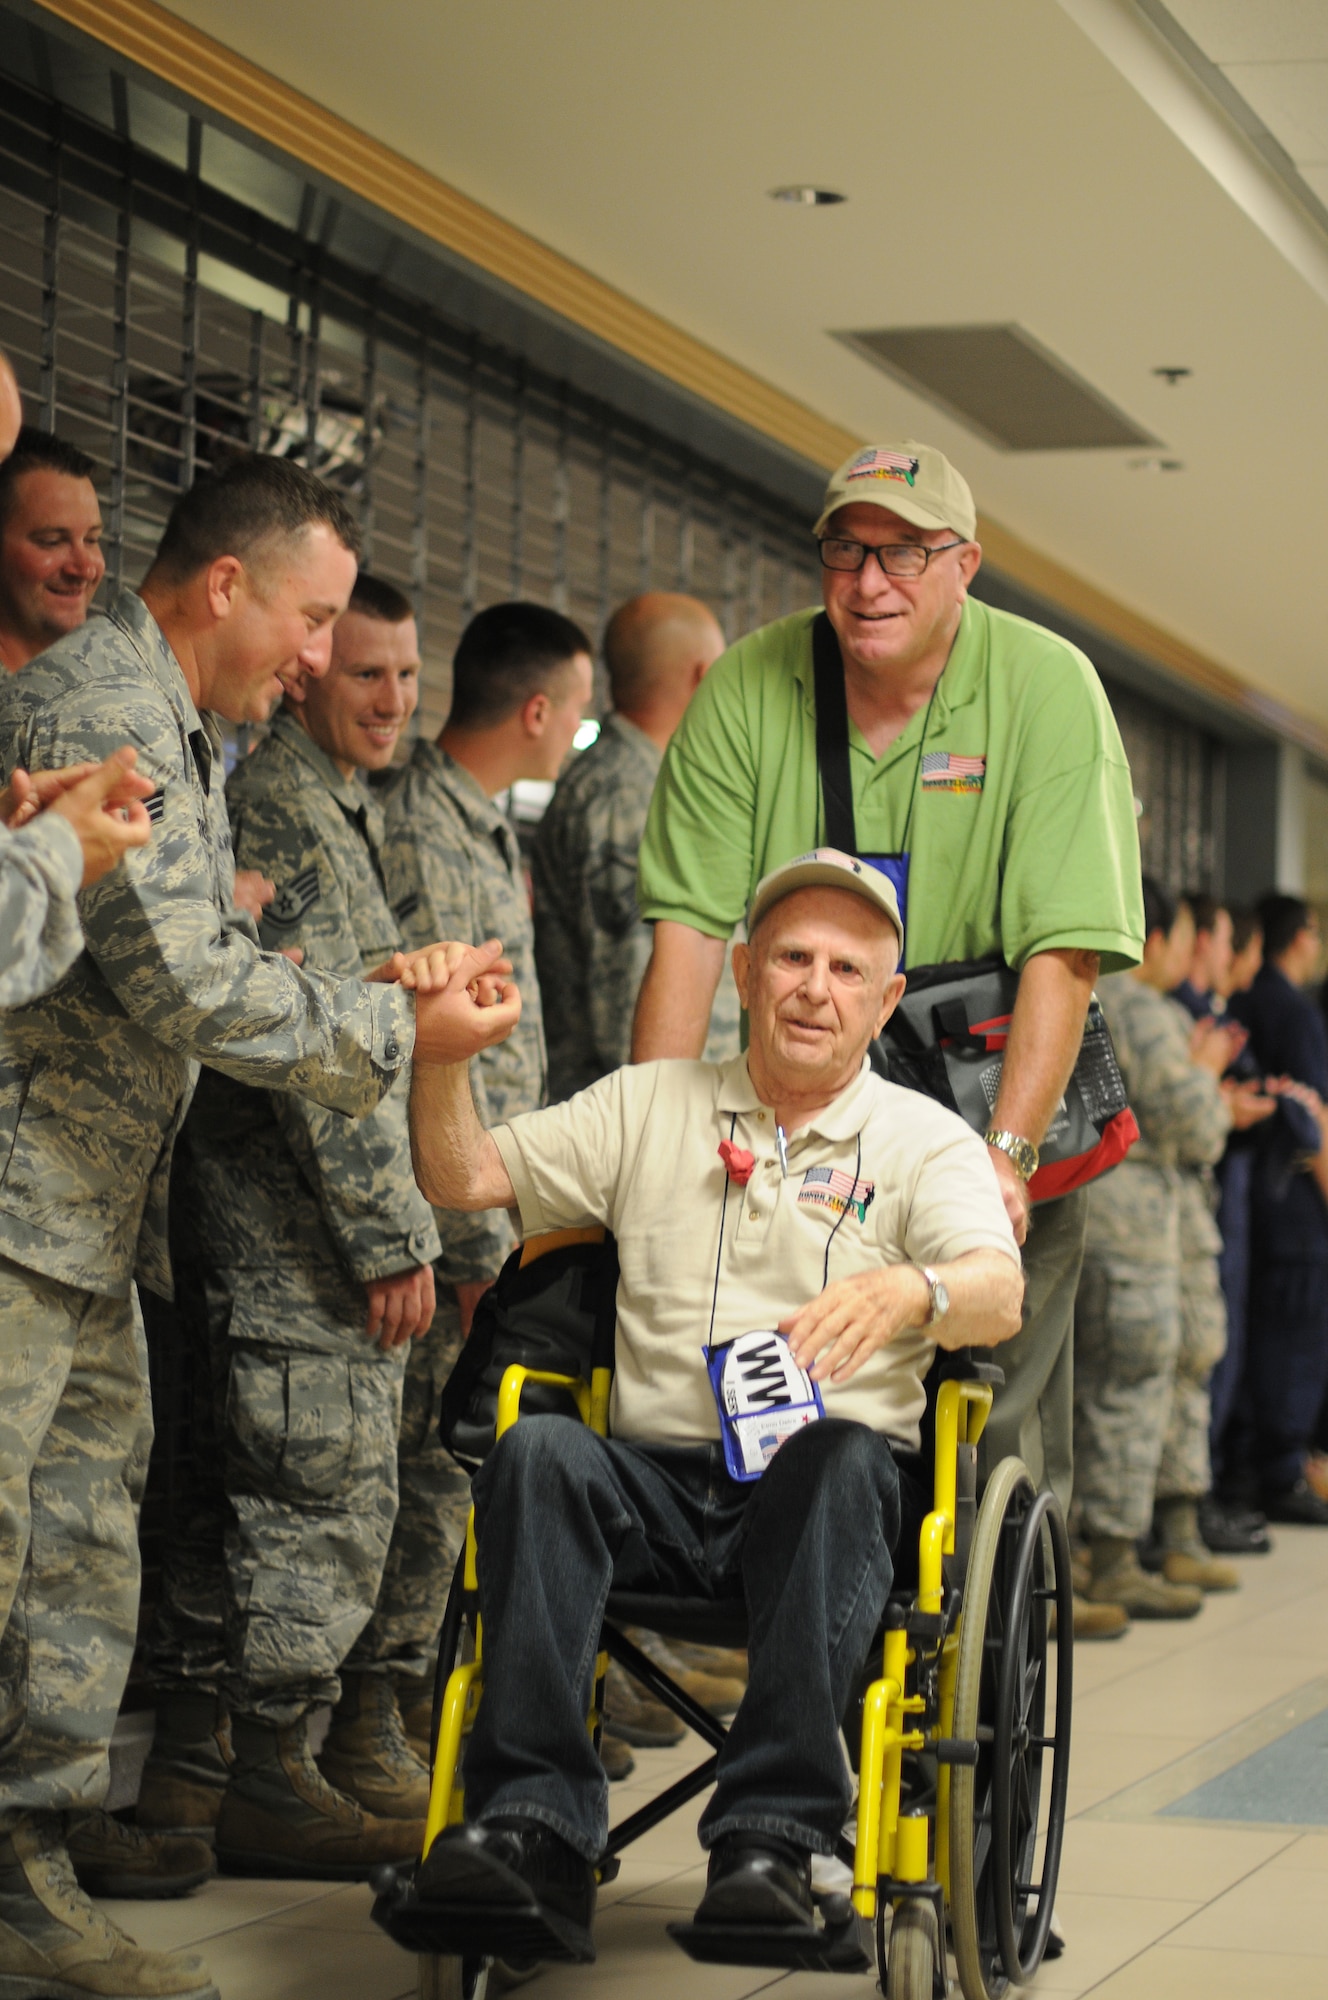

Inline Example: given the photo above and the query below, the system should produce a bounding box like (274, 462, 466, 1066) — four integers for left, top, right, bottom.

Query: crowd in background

(4, 349, 1328, 1996)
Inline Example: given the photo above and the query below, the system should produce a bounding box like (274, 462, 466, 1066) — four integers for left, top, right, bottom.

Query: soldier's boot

(318, 1674, 431, 1820)
(599, 1735, 636, 1782)
(1086, 1535, 1203, 1620)
(395, 1677, 435, 1768)
(603, 1662, 686, 1748)
(1155, 1498, 1240, 1593)
(135, 1693, 232, 1839)
(0, 1812, 218, 1999)
(215, 1714, 425, 1880)
(64, 1813, 215, 1901)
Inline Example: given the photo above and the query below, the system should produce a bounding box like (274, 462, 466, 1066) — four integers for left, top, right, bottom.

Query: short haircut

(149, 452, 361, 583)
(1185, 891, 1223, 935)
(0, 425, 98, 531)
(1257, 891, 1311, 961)
(348, 572, 414, 623)
(1230, 906, 1261, 956)
(448, 601, 591, 731)
(1141, 874, 1177, 941)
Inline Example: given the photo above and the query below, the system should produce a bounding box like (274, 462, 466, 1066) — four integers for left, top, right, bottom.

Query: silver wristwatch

(919, 1266, 950, 1326)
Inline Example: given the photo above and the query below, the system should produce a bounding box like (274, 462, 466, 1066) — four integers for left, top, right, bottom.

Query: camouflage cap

(814, 441, 977, 542)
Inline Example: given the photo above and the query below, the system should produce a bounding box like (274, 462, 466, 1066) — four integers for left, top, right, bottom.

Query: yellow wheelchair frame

(380, 1351, 1073, 2000)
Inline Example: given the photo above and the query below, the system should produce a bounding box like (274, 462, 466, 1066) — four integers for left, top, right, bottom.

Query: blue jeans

(465, 1415, 914, 1860)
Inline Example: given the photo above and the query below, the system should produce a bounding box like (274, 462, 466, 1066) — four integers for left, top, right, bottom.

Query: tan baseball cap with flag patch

(814, 440, 977, 542)
(748, 847, 903, 948)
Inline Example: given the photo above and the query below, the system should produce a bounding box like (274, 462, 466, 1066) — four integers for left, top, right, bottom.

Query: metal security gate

(0, 66, 822, 737)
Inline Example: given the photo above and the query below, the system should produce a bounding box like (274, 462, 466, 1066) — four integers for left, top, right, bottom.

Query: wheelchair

(373, 1231, 1074, 2000)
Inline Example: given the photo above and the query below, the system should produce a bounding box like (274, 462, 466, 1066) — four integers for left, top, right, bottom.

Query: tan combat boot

(135, 1693, 232, 1838)
(318, 1674, 430, 1820)
(1155, 1498, 1240, 1593)
(1086, 1535, 1203, 1619)
(603, 1663, 686, 1748)
(0, 1812, 217, 1999)
(395, 1677, 435, 1768)
(215, 1714, 424, 1880)
(65, 1812, 214, 1901)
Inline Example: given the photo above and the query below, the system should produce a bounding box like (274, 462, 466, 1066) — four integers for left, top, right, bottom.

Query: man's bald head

(603, 592, 725, 721)
(0, 352, 21, 465)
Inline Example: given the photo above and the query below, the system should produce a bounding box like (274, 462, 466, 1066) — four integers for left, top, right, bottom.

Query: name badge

(704, 1328, 825, 1483)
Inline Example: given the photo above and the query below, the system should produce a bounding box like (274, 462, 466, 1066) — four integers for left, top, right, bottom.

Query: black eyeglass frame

(815, 535, 968, 577)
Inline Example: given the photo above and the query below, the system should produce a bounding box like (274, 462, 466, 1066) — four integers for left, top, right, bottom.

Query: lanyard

(811, 611, 942, 859)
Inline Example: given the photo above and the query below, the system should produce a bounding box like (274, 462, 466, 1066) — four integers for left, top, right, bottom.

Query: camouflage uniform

(532, 713, 742, 1102)
(148, 712, 440, 1724)
(1073, 973, 1231, 1540)
(0, 813, 83, 1008)
(0, 592, 412, 1808)
(352, 739, 545, 1683)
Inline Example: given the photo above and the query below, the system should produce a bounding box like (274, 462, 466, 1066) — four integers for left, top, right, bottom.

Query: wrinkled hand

(455, 1277, 492, 1340)
(986, 1147, 1031, 1246)
(1221, 1077, 1277, 1130)
(364, 1262, 436, 1350)
(232, 868, 275, 921)
(405, 940, 523, 1065)
(780, 1266, 930, 1385)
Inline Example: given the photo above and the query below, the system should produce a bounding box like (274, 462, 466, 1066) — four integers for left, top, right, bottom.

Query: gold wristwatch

(984, 1129, 1040, 1182)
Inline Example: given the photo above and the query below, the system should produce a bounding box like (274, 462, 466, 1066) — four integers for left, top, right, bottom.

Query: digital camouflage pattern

(1074, 974, 1232, 1538)
(151, 712, 439, 1721)
(0, 813, 82, 1009)
(1160, 1167, 1228, 1503)
(0, 1258, 153, 1810)
(380, 738, 543, 1281)
(532, 713, 742, 1103)
(0, 591, 414, 1302)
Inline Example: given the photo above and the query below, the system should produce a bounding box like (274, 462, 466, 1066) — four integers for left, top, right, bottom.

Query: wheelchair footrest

(372, 1873, 595, 1965)
(667, 1906, 873, 1974)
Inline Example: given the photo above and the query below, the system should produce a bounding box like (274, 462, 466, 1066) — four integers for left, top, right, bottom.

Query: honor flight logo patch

(798, 1166, 876, 1223)
(845, 447, 920, 488)
(266, 866, 320, 928)
(921, 751, 986, 793)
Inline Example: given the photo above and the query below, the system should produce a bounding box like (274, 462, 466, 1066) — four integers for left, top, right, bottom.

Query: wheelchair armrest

(964, 1360, 1004, 1388)
(495, 1364, 591, 1440)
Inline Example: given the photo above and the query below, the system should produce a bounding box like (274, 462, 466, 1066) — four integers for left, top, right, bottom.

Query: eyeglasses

(817, 535, 967, 578)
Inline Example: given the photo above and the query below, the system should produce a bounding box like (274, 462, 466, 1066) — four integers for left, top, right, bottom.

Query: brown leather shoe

(216, 1715, 424, 1880)
(65, 1810, 215, 1900)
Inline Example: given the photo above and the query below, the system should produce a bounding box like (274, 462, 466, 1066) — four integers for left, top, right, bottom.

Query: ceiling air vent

(834, 323, 1159, 451)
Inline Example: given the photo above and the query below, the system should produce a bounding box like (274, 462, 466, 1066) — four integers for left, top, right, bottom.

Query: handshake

(365, 937, 521, 1067)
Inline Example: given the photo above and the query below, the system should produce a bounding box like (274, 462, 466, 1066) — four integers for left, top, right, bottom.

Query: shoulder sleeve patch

(266, 865, 320, 928)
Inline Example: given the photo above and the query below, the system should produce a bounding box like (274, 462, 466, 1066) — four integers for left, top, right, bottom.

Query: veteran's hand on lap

(364, 1261, 436, 1349)
(780, 1266, 930, 1385)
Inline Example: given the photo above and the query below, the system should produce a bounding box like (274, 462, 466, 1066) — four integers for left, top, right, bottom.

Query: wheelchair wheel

(418, 1956, 488, 2000)
(948, 1458, 1072, 2000)
(883, 1900, 939, 2000)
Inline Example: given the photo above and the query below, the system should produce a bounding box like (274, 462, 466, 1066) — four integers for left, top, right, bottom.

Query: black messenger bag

(811, 613, 1138, 1203)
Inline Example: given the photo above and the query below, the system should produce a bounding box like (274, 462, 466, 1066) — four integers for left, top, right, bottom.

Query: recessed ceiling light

(1130, 456, 1184, 472)
(769, 185, 846, 206)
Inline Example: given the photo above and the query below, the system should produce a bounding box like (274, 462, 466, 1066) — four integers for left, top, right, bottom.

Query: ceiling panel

(1164, 0, 1328, 64)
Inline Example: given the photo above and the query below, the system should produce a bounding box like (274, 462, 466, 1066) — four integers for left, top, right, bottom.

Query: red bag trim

(1028, 1107, 1140, 1205)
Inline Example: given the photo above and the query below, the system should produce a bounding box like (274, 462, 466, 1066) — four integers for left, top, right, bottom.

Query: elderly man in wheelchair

(389, 849, 1070, 1999)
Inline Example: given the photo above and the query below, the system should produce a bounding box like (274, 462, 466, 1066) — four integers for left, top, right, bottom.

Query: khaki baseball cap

(814, 440, 977, 542)
(748, 847, 902, 946)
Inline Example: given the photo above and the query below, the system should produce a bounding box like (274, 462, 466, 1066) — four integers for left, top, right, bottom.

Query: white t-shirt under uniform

(492, 1054, 1020, 1454)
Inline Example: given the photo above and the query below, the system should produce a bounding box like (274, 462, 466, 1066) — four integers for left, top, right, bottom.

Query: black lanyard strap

(811, 612, 940, 858)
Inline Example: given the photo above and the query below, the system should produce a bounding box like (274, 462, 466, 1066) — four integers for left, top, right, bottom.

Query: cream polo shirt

(491, 1054, 1020, 1453)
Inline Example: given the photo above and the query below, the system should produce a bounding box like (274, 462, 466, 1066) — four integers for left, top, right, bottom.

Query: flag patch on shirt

(798, 1166, 875, 1224)
(844, 447, 919, 488)
(921, 751, 986, 793)
(143, 788, 166, 825)
(266, 866, 320, 928)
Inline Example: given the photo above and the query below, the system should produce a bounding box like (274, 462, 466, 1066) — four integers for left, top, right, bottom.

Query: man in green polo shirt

(634, 438, 1143, 1540)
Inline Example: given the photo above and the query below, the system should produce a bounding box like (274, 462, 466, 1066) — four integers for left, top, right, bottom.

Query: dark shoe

(216, 1714, 423, 1879)
(136, 1691, 232, 1837)
(414, 1819, 596, 1962)
(1199, 1496, 1271, 1555)
(65, 1810, 215, 1900)
(694, 1833, 813, 1928)
(1262, 1478, 1328, 1526)
(599, 1733, 635, 1782)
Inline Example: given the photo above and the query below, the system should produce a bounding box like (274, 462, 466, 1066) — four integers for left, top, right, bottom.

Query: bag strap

(812, 612, 858, 855)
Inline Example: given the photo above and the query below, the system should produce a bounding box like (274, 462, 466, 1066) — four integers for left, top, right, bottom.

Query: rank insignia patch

(266, 866, 320, 927)
(393, 891, 420, 926)
(143, 789, 166, 825)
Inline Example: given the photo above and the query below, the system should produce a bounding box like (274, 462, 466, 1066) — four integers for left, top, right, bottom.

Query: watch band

(919, 1265, 948, 1324)
(984, 1128, 1040, 1182)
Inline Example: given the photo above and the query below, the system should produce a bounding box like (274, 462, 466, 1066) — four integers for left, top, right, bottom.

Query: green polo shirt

(638, 599, 1143, 972)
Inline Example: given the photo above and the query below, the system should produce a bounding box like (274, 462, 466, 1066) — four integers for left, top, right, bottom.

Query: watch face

(933, 1278, 950, 1320)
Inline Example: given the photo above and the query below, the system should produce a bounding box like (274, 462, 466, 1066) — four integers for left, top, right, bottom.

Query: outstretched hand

(405, 939, 522, 1065)
(2, 748, 156, 885)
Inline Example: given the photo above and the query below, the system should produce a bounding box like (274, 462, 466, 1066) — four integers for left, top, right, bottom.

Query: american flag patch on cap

(845, 448, 919, 486)
(921, 751, 986, 791)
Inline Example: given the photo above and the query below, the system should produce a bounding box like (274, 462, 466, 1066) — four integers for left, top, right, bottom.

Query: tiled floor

(105, 1526, 1328, 1999)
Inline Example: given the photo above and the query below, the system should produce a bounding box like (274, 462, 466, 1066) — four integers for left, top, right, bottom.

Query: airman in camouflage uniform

(0, 811, 82, 1005)
(361, 602, 592, 1720)
(1075, 954, 1231, 1616)
(532, 710, 742, 1099)
(0, 498, 413, 1997)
